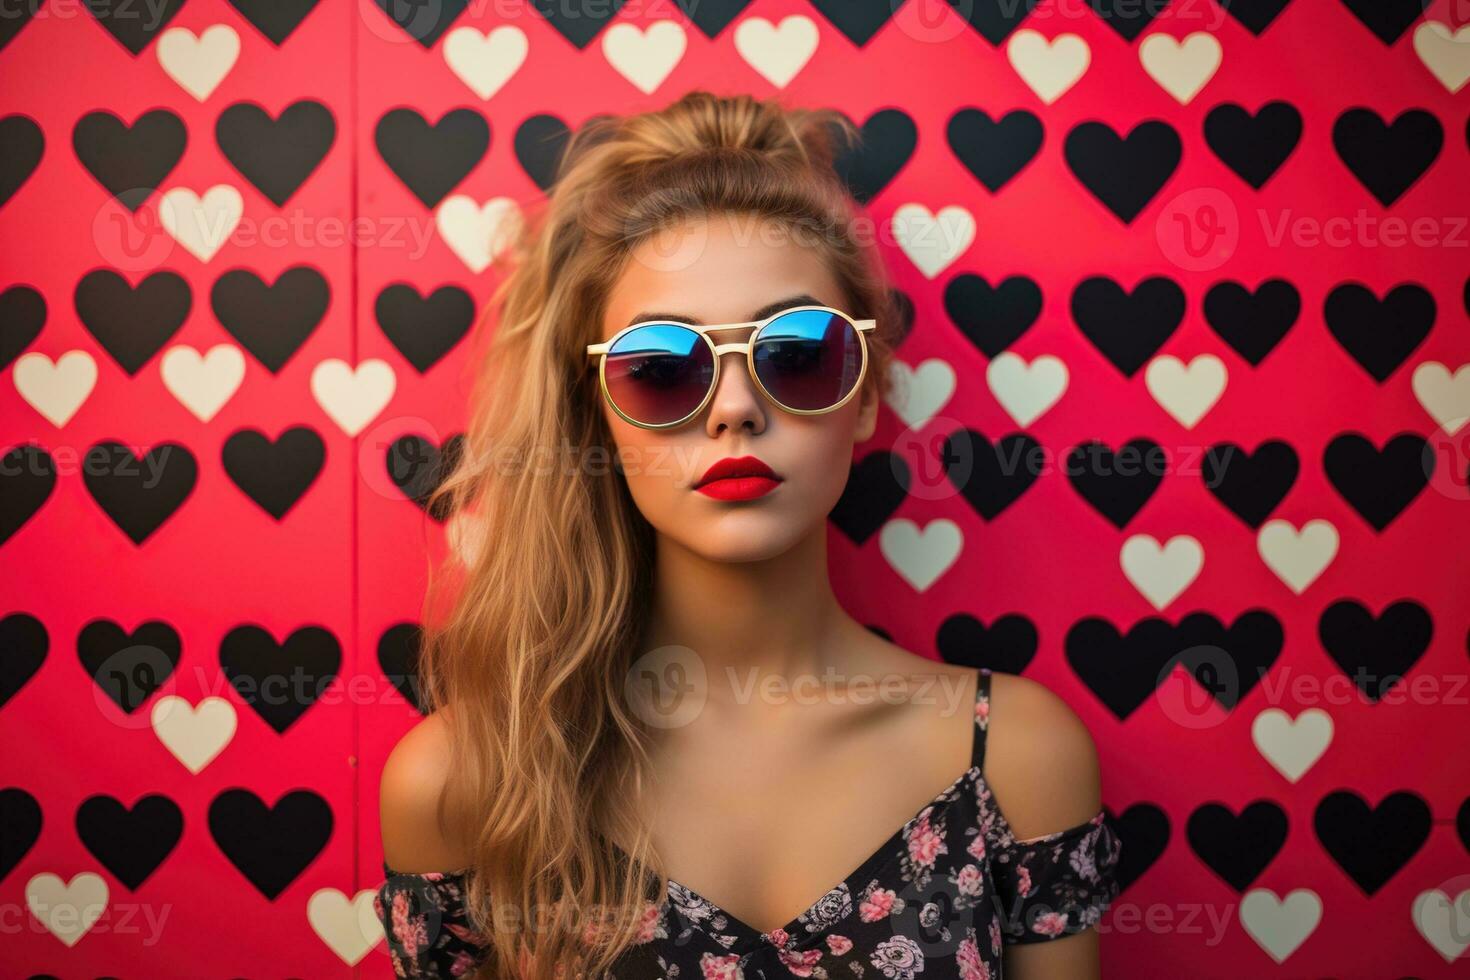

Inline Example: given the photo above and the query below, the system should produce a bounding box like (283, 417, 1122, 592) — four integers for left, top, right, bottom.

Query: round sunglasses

(585, 305, 877, 430)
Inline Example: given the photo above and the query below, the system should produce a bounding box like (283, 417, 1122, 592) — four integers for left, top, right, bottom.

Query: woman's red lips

(694, 455, 782, 500)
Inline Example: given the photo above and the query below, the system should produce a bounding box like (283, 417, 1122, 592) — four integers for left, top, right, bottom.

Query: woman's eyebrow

(623, 293, 825, 329)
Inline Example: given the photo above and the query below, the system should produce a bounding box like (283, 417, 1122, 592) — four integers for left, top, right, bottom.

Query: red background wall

(2, 0, 1468, 976)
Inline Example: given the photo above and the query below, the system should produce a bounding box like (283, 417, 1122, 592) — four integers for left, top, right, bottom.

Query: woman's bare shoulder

(379, 709, 471, 873)
(984, 671, 1102, 839)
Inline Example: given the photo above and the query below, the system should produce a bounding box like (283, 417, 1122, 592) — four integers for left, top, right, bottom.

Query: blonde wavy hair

(417, 90, 903, 977)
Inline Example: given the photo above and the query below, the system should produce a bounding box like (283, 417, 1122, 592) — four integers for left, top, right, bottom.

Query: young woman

(375, 91, 1121, 979)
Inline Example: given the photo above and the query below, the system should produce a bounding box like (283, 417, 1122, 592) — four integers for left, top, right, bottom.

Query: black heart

(76, 794, 182, 891)
(82, 441, 198, 545)
(0, 613, 47, 710)
(1173, 610, 1284, 709)
(830, 109, 917, 205)
(83, 0, 187, 55)
(1220, 0, 1293, 34)
(1458, 796, 1470, 855)
(935, 614, 1037, 675)
(809, 0, 903, 46)
(1066, 616, 1182, 720)
(947, 109, 1043, 194)
(1332, 108, 1443, 208)
(531, 0, 627, 48)
(1072, 276, 1184, 377)
(222, 427, 326, 520)
(1202, 279, 1299, 365)
(945, 0, 1040, 45)
(216, 101, 336, 207)
(75, 270, 191, 376)
(1324, 282, 1434, 383)
(0, 2, 38, 52)
(1338, 0, 1431, 45)
(376, 107, 489, 209)
(1106, 803, 1169, 892)
(225, 0, 321, 46)
(0, 116, 44, 207)
(211, 266, 329, 373)
(513, 114, 573, 192)
(0, 787, 42, 882)
(888, 287, 916, 349)
(219, 625, 342, 734)
(369, 0, 470, 48)
(1319, 599, 1432, 701)
(1315, 790, 1431, 895)
(1323, 432, 1432, 532)
(72, 109, 186, 211)
(1066, 439, 1167, 530)
(386, 434, 464, 522)
(944, 275, 1042, 357)
(378, 622, 427, 714)
(673, 0, 754, 38)
(76, 619, 181, 714)
(376, 283, 474, 372)
(1187, 801, 1287, 892)
(943, 430, 1043, 520)
(1203, 102, 1302, 190)
(1065, 121, 1181, 224)
(0, 285, 45, 370)
(208, 788, 333, 900)
(1089, 0, 1165, 41)
(830, 451, 910, 545)
(1, 445, 56, 544)
(1202, 441, 1299, 529)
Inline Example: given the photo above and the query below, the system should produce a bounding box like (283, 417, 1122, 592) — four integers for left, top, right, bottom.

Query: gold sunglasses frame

(585, 305, 877, 430)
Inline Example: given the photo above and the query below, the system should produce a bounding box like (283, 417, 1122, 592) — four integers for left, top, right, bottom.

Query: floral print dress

(375, 668, 1122, 978)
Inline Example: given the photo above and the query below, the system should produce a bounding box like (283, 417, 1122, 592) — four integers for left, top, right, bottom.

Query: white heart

(1251, 708, 1333, 783)
(1145, 354, 1226, 429)
(733, 15, 819, 88)
(1120, 534, 1202, 610)
(1257, 518, 1338, 595)
(443, 25, 529, 100)
(447, 508, 487, 568)
(151, 695, 237, 774)
(308, 887, 384, 965)
(1240, 888, 1321, 963)
(159, 184, 243, 263)
(156, 25, 240, 101)
(885, 358, 956, 429)
(436, 195, 522, 274)
(1414, 22, 1470, 94)
(13, 351, 97, 427)
(987, 352, 1068, 427)
(311, 358, 396, 437)
(1007, 29, 1090, 105)
(160, 343, 245, 422)
(880, 519, 963, 593)
(26, 872, 109, 948)
(1139, 32, 1222, 105)
(1412, 888, 1470, 963)
(1411, 361, 1470, 435)
(891, 203, 976, 280)
(603, 21, 686, 94)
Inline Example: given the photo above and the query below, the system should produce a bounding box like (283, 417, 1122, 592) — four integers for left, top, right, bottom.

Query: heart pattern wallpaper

(1, 0, 1468, 976)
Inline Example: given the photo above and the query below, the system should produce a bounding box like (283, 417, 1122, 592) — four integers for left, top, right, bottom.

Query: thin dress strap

(972, 667, 992, 770)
